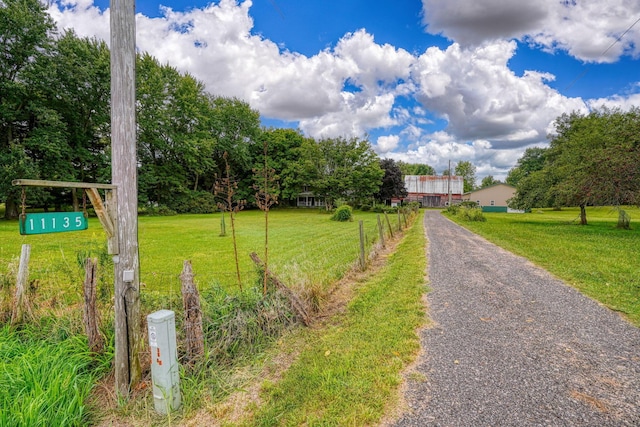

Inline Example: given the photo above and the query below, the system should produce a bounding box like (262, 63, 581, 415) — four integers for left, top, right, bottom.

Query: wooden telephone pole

(448, 159, 452, 206)
(111, 0, 141, 396)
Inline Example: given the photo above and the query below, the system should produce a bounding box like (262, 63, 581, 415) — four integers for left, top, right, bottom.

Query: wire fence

(2, 207, 421, 325)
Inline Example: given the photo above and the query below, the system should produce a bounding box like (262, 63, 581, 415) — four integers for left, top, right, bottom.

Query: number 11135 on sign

(19, 212, 88, 235)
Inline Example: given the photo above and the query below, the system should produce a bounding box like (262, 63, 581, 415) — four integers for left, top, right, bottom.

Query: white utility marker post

(147, 310, 181, 414)
(111, 0, 141, 396)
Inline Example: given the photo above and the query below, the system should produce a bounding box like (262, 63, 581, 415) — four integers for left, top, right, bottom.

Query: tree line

(2, 0, 435, 219)
(507, 107, 640, 225)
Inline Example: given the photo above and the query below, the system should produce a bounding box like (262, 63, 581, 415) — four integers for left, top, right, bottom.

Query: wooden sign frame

(12, 179, 119, 254)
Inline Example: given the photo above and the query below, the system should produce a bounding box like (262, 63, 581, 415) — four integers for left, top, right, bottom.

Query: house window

(490, 200, 495, 206)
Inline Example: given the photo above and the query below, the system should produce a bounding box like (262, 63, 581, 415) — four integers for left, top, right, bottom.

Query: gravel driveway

(394, 210, 640, 426)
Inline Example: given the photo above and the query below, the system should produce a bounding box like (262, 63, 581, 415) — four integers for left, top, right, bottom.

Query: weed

(199, 285, 296, 364)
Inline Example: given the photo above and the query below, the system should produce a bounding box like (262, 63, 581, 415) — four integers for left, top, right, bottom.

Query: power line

(564, 15, 640, 91)
(268, 0, 285, 20)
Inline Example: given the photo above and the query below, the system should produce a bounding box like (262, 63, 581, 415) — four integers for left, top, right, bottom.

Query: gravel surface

(394, 211, 640, 426)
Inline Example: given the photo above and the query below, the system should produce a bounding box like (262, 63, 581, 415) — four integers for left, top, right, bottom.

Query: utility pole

(111, 0, 141, 396)
(448, 159, 452, 206)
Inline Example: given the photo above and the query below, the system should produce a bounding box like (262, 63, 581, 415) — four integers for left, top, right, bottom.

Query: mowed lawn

(0, 208, 395, 302)
(447, 207, 640, 326)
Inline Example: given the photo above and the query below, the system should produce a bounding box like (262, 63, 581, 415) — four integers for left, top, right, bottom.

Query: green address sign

(19, 212, 88, 235)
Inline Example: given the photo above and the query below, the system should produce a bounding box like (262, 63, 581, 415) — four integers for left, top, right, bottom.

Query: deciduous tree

(480, 175, 501, 188)
(509, 108, 640, 225)
(506, 147, 547, 187)
(455, 161, 476, 193)
(396, 161, 435, 176)
(0, 0, 55, 218)
(375, 158, 407, 203)
(306, 137, 383, 209)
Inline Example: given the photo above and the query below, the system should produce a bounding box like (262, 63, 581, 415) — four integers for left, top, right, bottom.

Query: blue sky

(50, 0, 640, 181)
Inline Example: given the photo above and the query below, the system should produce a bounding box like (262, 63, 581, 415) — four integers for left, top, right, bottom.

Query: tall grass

(446, 207, 640, 326)
(0, 324, 112, 427)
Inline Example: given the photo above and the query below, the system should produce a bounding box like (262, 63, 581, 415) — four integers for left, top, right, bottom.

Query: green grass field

(446, 206, 640, 326)
(0, 208, 399, 304)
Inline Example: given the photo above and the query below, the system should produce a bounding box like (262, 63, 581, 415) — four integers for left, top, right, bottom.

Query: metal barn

(404, 175, 464, 207)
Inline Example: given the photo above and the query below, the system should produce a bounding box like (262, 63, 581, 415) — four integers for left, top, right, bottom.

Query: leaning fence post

(11, 244, 32, 326)
(377, 214, 385, 248)
(397, 210, 402, 231)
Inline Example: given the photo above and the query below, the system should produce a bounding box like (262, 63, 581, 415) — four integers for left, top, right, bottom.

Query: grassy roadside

(0, 323, 112, 426)
(234, 211, 428, 426)
(445, 207, 640, 326)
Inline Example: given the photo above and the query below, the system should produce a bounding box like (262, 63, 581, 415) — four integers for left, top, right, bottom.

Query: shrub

(406, 201, 420, 211)
(331, 205, 353, 222)
(617, 208, 631, 229)
(371, 203, 385, 213)
(174, 191, 217, 214)
(445, 204, 459, 215)
(444, 205, 486, 221)
(139, 203, 177, 216)
(459, 206, 486, 222)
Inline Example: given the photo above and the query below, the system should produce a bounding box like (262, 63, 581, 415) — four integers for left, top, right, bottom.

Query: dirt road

(394, 210, 640, 426)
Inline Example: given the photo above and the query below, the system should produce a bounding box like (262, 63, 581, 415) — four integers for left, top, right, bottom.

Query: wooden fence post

(377, 214, 385, 248)
(83, 258, 104, 353)
(11, 244, 32, 326)
(359, 220, 366, 271)
(384, 212, 394, 238)
(180, 261, 204, 363)
(397, 210, 402, 231)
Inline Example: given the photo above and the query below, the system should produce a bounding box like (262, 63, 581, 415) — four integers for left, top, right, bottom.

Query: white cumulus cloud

(421, 0, 640, 62)
(375, 135, 400, 154)
(411, 40, 587, 149)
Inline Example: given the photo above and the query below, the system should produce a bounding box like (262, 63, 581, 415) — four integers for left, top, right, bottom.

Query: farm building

(463, 183, 517, 212)
(404, 175, 464, 207)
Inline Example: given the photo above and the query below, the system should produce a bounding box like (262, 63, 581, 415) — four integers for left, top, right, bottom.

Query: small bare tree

(214, 152, 246, 291)
(253, 140, 279, 296)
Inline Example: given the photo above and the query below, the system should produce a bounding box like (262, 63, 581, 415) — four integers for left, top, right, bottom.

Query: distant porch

(296, 192, 325, 208)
